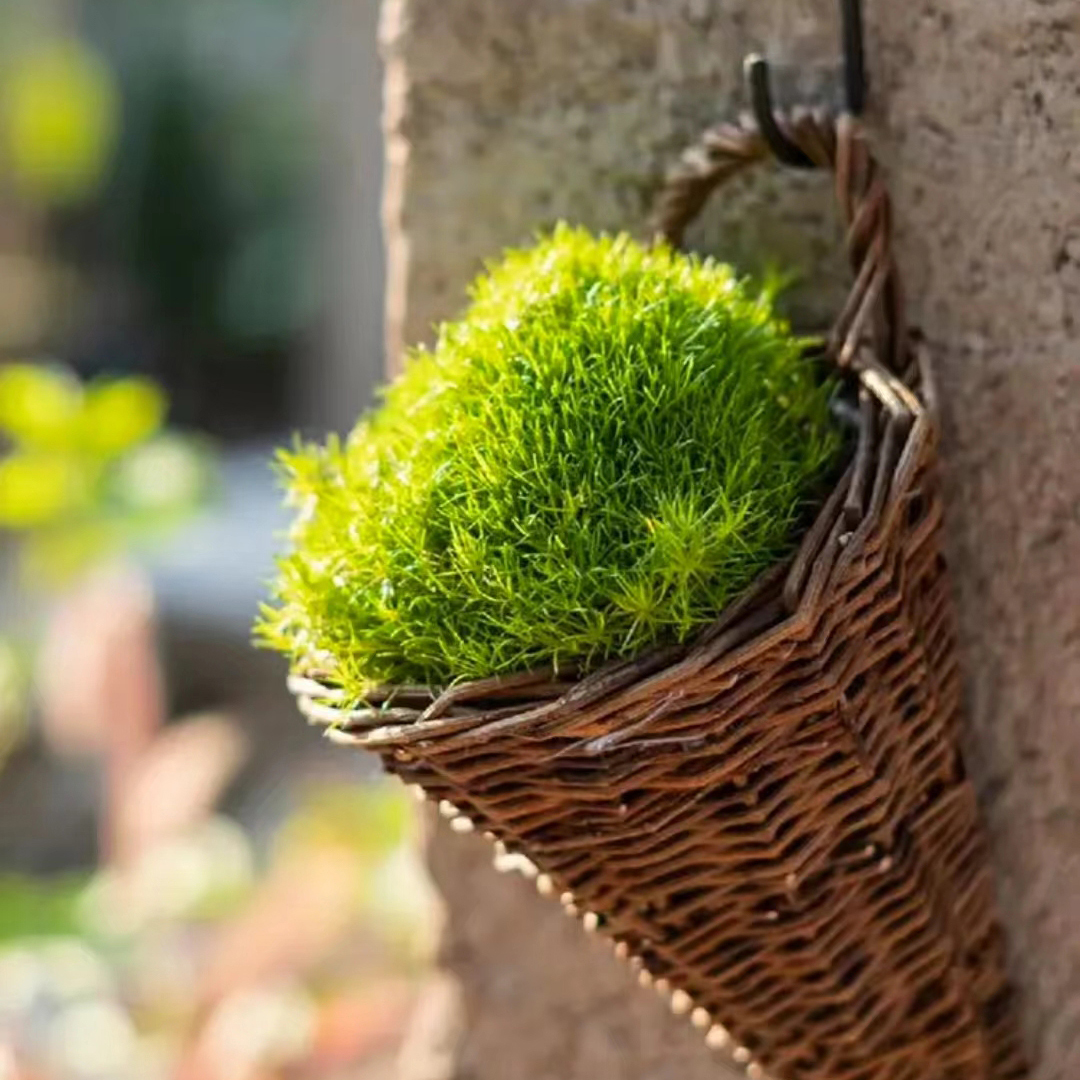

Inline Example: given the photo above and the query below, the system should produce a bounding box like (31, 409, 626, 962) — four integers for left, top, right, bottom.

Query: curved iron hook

(840, 0, 867, 116)
(744, 55, 814, 169)
(745, 0, 866, 169)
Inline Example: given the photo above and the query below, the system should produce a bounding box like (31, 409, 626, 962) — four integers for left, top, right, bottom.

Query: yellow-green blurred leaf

(80, 378, 166, 456)
(278, 782, 413, 863)
(18, 521, 115, 586)
(110, 434, 209, 513)
(0, 876, 87, 940)
(0, 452, 84, 528)
(0, 639, 28, 763)
(0, 363, 82, 449)
(2, 39, 120, 205)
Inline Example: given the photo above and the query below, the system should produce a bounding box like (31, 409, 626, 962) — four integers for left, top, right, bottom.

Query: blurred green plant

(1, 37, 121, 206)
(0, 784, 432, 1079)
(0, 362, 213, 586)
(0, 515, 431, 1076)
(0, 638, 29, 761)
(0, 874, 86, 941)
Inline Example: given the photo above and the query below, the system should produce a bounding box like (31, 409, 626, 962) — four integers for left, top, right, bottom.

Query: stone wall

(383, 2, 1080, 1077)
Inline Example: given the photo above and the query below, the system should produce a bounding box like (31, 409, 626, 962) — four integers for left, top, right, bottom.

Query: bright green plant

(260, 225, 845, 696)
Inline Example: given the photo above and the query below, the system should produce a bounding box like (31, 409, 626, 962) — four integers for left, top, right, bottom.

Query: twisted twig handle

(651, 111, 907, 378)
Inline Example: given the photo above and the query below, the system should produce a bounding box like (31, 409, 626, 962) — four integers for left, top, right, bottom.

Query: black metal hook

(744, 54, 814, 169)
(840, 0, 867, 116)
(745, 0, 866, 168)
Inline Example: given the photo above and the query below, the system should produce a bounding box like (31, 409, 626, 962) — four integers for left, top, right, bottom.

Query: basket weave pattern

(290, 115, 1026, 1080)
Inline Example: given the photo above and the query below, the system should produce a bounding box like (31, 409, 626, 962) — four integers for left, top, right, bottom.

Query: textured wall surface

(381, 0, 852, 368)
(381, 1, 1080, 1077)
(872, 3, 1080, 1076)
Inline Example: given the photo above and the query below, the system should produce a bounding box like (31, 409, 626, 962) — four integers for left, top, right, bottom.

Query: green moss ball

(259, 225, 844, 695)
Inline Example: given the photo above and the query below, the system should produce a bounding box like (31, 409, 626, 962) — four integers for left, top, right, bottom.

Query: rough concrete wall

(381, 0, 852, 369)
(382, 1, 1080, 1078)
(872, 3, 1080, 1076)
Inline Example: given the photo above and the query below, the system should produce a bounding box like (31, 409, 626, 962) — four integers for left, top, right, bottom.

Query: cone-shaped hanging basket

(289, 114, 1026, 1080)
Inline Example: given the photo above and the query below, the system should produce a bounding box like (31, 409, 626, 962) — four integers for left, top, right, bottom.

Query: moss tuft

(258, 225, 844, 696)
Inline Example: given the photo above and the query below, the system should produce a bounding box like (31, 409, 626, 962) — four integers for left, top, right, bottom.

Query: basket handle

(650, 111, 908, 378)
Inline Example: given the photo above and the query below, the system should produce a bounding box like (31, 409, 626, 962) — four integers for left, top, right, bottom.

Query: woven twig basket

(289, 113, 1026, 1080)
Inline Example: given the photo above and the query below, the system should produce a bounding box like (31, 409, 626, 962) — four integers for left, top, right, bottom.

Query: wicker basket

(288, 113, 1026, 1080)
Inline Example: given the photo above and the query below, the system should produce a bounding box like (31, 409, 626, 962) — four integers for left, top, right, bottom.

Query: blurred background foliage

(0, 363, 211, 584)
(0, 0, 322, 437)
(0, 1, 404, 1077)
